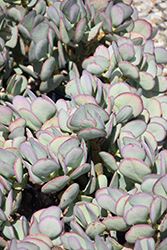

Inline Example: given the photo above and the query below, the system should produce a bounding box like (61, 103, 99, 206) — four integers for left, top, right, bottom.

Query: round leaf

(115, 93, 143, 118)
(86, 221, 106, 239)
(59, 183, 80, 210)
(75, 18, 86, 43)
(133, 19, 152, 39)
(32, 158, 60, 177)
(121, 144, 146, 161)
(40, 57, 56, 81)
(31, 97, 56, 124)
(41, 176, 70, 193)
(147, 122, 166, 142)
(34, 38, 48, 61)
(125, 224, 155, 243)
(38, 216, 62, 239)
(118, 61, 139, 79)
(77, 128, 106, 140)
(19, 108, 42, 131)
(0, 106, 13, 126)
(103, 216, 129, 231)
(119, 158, 151, 183)
(124, 205, 149, 225)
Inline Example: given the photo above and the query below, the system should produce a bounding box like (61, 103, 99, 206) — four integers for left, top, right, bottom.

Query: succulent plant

(1, 0, 167, 249)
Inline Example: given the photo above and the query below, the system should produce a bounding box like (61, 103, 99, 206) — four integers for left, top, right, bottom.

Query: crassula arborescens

(0, 0, 167, 249)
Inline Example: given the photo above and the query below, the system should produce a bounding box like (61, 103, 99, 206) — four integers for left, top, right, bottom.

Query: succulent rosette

(0, 0, 167, 249)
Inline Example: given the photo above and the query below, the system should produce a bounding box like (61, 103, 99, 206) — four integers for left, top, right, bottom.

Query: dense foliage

(0, 0, 167, 249)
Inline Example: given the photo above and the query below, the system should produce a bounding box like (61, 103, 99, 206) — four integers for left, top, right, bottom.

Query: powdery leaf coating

(125, 224, 155, 243)
(9, 118, 26, 131)
(59, 183, 80, 209)
(77, 128, 106, 140)
(147, 122, 166, 142)
(121, 144, 146, 161)
(31, 22, 49, 43)
(87, 22, 103, 41)
(16, 241, 39, 250)
(145, 98, 162, 118)
(108, 82, 131, 98)
(95, 55, 109, 70)
(154, 47, 167, 64)
(34, 38, 48, 61)
(65, 147, 84, 168)
(19, 108, 42, 131)
(153, 75, 167, 92)
(18, 23, 31, 41)
(69, 4, 80, 23)
(115, 93, 143, 118)
(90, 0, 108, 12)
(4, 190, 13, 218)
(94, 45, 110, 60)
(61, 232, 86, 249)
(74, 95, 98, 106)
(86, 221, 106, 239)
(40, 57, 56, 82)
(121, 120, 147, 138)
(40, 74, 64, 94)
(99, 151, 118, 172)
(70, 163, 91, 180)
(99, 12, 112, 33)
(41, 176, 70, 193)
(20, 10, 36, 32)
(115, 195, 130, 217)
(73, 205, 87, 228)
(74, 202, 99, 228)
(153, 174, 167, 199)
(128, 193, 153, 209)
(134, 237, 155, 250)
(86, 62, 104, 75)
(103, 216, 128, 231)
(37, 131, 54, 146)
(32, 158, 60, 177)
(0, 106, 13, 126)
(118, 61, 139, 79)
(138, 72, 155, 90)
(111, 5, 124, 27)
(19, 142, 38, 164)
(29, 138, 48, 160)
(0, 148, 16, 166)
(25, 234, 53, 248)
(75, 18, 86, 43)
(150, 196, 162, 225)
(14, 157, 23, 184)
(61, 0, 77, 16)
(117, 2, 133, 20)
(13, 96, 31, 111)
(0, 209, 7, 222)
(133, 19, 152, 40)
(119, 43, 135, 61)
(59, 18, 70, 44)
(38, 216, 62, 239)
(50, 136, 71, 155)
(19, 235, 51, 250)
(31, 97, 56, 124)
(116, 105, 133, 123)
(0, 52, 5, 67)
(47, 6, 60, 27)
(96, 193, 116, 214)
(119, 158, 151, 183)
(67, 236, 82, 250)
(124, 205, 149, 225)
(141, 176, 159, 194)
